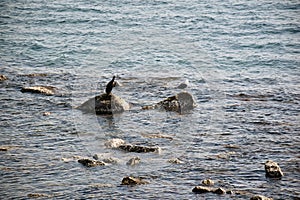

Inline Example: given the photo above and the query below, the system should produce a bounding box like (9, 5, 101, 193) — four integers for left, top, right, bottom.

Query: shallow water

(1, 0, 300, 199)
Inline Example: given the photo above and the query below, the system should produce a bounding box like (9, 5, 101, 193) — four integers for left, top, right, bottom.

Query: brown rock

(121, 176, 148, 185)
(250, 195, 273, 200)
(265, 160, 283, 178)
(21, 86, 56, 95)
(0, 75, 8, 81)
(202, 179, 214, 186)
(192, 186, 214, 193)
(78, 158, 105, 167)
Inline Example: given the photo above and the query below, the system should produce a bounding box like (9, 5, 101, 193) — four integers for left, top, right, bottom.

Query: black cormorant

(105, 76, 115, 95)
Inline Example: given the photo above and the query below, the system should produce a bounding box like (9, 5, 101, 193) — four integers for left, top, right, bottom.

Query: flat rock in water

(250, 195, 273, 200)
(78, 158, 105, 167)
(21, 86, 56, 95)
(118, 144, 161, 153)
(77, 93, 130, 115)
(192, 186, 227, 195)
(143, 92, 196, 113)
(121, 176, 148, 185)
(265, 160, 283, 178)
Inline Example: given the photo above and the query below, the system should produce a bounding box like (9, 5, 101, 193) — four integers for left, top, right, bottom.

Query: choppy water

(1, 0, 299, 199)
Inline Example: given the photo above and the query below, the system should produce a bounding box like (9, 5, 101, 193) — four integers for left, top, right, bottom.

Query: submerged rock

(143, 92, 196, 113)
(118, 144, 161, 153)
(121, 176, 148, 185)
(168, 158, 184, 164)
(250, 195, 273, 200)
(265, 160, 283, 178)
(21, 86, 56, 95)
(78, 158, 105, 167)
(126, 157, 141, 166)
(0, 75, 8, 81)
(77, 93, 130, 115)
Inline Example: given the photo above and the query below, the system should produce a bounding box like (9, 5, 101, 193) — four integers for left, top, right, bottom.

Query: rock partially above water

(118, 144, 161, 153)
(265, 160, 283, 178)
(202, 179, 214, 186)
(143, 92, 196, 113)
(78, 158, 105, 167)
(121, 176, 148, 185)
(77, 93, 130, 115)
(104, 138, 126, 148)
(192, 186, 228, 195)
(0, 75, 8, 81)
(21, 86, 56, 95)
(250, 195, 273, 200)
(126, 157, 141, 166)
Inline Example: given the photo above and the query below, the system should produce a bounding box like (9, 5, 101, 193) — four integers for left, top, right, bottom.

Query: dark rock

(21, 86, 56, 95)
(214, 187, 226, 195)
(121, 176, 148, 185)
(78, 158, 105, 167)
(118, 144, 161, 153)
(0, 75, 8, 81)
(250, 195, 273, 200)
(126, 157, 141, 166)
(265, 160, 283, 178)
(143, 92, 196, 113)
(77, 93, 130, 115)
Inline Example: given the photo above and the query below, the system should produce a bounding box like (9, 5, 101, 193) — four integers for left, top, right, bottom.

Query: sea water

(0, 0, 299, 199)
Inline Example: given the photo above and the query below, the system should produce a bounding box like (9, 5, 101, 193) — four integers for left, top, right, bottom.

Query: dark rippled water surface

(1, 0, 299, 199)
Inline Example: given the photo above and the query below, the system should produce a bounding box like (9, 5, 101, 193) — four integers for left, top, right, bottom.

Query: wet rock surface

(0, 74, 8, 81)
(77, 93, 130, 115)
(126, 157, 141, 166)
(78, 158, 105, 167)
(121, 176, 149, 185)
(21, 86, 57, 95)
(265, 160, 284, 178)
(118, 144, 161, 153)
(250, 195, 273, 200)
(142, 91, 196, 113)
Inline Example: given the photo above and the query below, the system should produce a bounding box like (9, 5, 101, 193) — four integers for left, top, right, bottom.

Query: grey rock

(143, 92, 196, 113)
(126, 157, 141, 166)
